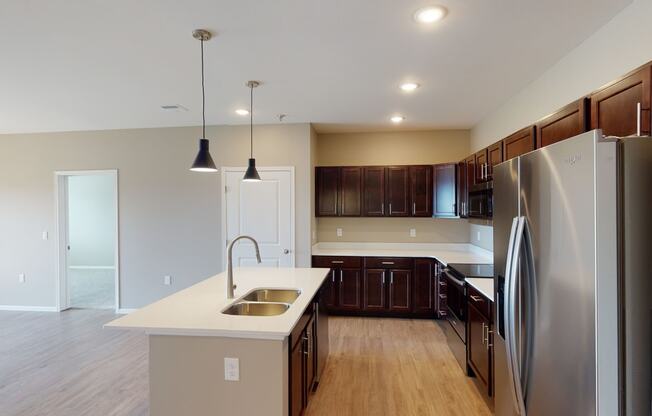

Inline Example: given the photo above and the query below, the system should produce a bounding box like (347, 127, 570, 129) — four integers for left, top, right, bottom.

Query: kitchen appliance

(440, 263, 494, 371)
(468, 182, 493, 218)
(493, 129, 651, 416)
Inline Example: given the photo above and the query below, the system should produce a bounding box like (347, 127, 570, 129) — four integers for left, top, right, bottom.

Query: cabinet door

(465, 155, 475, 191)
(305, 317, 315, 395)
(457, 159, 468, 217)
(316, 167, 339, 217)
(486, 141, 503, 180)
(433, 163, 457, 217)
(475, 149, 488, 183)
(386, 167, 410, 216)
(409, 165, 433, 217)
(590, 65, 651, 137)
(536, 98, 588, 148)
(468, 303, 491, 392)
(338, 268, 361, 310)
(340, 167, 362, 216)
(435, 263, 448, 318)
(388, 269, 412, 312)
(322, 269, 338, 309)
(503, 126, 536, 160)
(413, 259, 433, 314)
(290, 339, 305, 416)
(363, 269, 386, 311)
(362, 167, 385, 216)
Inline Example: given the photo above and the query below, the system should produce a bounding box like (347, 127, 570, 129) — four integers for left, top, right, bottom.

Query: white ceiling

(0, 0, 631, 134)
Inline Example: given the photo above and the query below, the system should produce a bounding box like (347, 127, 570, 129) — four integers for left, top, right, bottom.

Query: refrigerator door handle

(503, 217, 521, 414)
(520, 216, 537, 404)
(507, 216, 527, 416)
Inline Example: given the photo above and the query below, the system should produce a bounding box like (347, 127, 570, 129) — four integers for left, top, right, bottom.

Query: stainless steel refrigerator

(493, 130, 652, 416)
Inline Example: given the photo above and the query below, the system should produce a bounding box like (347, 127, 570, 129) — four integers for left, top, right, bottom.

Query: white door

(223, 167, 294, 268)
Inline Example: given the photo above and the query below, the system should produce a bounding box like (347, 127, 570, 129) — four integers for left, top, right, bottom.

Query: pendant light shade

(190, 138, 217, 172)
(243, 80, 261, 182)
(189, 29, 218, 173)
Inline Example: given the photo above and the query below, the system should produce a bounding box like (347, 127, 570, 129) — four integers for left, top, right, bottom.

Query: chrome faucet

(226, 235, 262, 299)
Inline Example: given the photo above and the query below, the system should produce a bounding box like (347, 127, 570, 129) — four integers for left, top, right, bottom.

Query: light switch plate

(224, 357, 240, 381)
(477, 231, 481, 241)
(336, 228, 343, 237)
(163, 275, 171, 285)
(18, 273, 25, 283)
(409, 228, 416, 237)
(42, 231, 48, 241)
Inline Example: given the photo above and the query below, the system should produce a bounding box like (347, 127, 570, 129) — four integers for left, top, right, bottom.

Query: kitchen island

(106, 267, 330, 416)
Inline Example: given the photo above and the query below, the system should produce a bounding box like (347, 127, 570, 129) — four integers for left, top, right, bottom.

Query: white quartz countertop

(312, 242, 493, 266)
(466, 278, 494, 302)
(105, 267, 329, 340)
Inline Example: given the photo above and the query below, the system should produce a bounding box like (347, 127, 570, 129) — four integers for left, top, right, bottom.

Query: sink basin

(242, 289, 301, 304)
(222, 301, 290, 316)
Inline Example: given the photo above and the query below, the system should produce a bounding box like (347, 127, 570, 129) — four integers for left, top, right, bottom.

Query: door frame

(54, 170, 120, 312)
(220, 166, 296, 270)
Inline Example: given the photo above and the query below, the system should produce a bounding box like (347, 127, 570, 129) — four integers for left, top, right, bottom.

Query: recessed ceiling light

(414, 6, 447, 24)
(400, 82, 420, 92)
(391, 115, 405, 124)
(235, 109, 249, 116)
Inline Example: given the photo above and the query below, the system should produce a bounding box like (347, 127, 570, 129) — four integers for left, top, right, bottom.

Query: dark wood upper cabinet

(465, 155, 475, 190)
(433, 163, 457, 218)
(409, 165, 433, 217)
(486, 141, 503, 180)
(363, 269, 386, 311)
(338, 268, 361, 310)
(590, 65, 651, 137)
(386, 166, 410, 216)
(413, 259, 434, 314)
(339, 167, 362, 216)
(474, 149, 488, 183)
(316, 167, 339, 217)
(362, 167, 385, 216)
(456, 159, 468, 218)
(503, 126, 536, 160)
(536, 98, 589, 148)
(388, 269, 412, 312)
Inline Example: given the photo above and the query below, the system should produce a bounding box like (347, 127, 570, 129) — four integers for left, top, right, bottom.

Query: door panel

(338, 268, 361, 310)
(362, 167, 385, 216)
(536, 98, 588, 148)
(340, 167, 362, 216)
(322, 269, 338, 308)
(475, 149, 488, 183)
(389, 269, 411, 312)
(386, 167, 410, 216)
(363, 269, 386, 311)
(433, 163, 457, 217)
(409, 165, 433, 217)
(225, 169, 294, 268)
(290, 339, 304, 416)
(457, 160, 468, 217)
(487, 141, 503, 179)
(413, 259, 433, 314)
(468, 303, 490, 388)
(503, 126, 536, 160)
(316, 167, 339, 217)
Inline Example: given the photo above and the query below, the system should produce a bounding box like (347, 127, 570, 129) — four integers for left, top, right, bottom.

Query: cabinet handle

(381, 261, 395, 265)
(390, 272, 394, 285)
(381, 203, 384, 215)
(340, 270, 343, 283)
(469, 295, 484, 303)
(331, 260, 344, 264)
(389, 203, 392, 215)
(331, 270, 335, 283)
(438, 294, 447, 299)
(486, 329, 493, 349)
(413, 202, 416, 215)
(303, 335, 309, 355)
(382, 272, 386, 285)
(481, 323, 486, 346)
(637, 102, 642, 136)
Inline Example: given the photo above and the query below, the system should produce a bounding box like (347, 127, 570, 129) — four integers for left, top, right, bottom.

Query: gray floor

(68, 268, 115, 309)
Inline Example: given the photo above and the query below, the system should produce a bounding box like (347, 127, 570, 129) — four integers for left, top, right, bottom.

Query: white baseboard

(0, 305, 58, 312)
(68, 266, 115, 270)
(116, 308, 138, 314)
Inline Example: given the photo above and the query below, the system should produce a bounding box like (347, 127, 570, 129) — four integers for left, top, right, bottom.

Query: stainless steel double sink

(222, 289, 301, 316)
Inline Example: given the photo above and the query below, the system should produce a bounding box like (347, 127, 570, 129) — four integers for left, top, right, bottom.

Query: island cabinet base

(149, 335, 289, 416)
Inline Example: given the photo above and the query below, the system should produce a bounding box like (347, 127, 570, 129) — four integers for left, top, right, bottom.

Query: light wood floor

(0, 311, 491, 416)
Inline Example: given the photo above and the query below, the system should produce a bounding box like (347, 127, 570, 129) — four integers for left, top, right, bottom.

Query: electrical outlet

(163, 275, 171, 285)
(477, 231, 481, 241)
(409, 228, 416, 237)
(224, 357, 240, 381)
(18, 273, 25, 283)
(42, 231, 48, 241)
(336, 228, 343, 237)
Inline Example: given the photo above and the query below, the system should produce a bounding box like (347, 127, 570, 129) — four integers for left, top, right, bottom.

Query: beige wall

(0, 123, 312, 309)
(315, 130, 471, 244)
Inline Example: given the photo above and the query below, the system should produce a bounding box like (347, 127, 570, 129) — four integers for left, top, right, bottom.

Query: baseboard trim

(116, 308, 138, 314)
(0, 305, 58, 312)
(68, 266, 115, 270)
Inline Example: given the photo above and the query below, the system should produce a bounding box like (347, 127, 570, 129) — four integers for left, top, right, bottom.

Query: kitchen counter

(105, 267, 329, 340)
(466, 277, 494, 302)
(312, 242, 493, 266)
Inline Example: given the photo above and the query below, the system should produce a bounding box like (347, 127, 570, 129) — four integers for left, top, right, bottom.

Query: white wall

(0, 123, 312, 309)
(471, 0, 652, 152)
(469, 222, 493, 252)
(67, 175, 116, 267)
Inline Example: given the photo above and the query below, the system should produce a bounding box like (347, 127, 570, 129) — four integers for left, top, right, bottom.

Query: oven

(443, 268, 467, 341)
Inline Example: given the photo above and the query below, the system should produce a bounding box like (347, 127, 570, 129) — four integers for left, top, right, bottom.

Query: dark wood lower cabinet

(413, 259, 434, 314)
(388, 269, 412, 312)
(466, 285, 493, 400)
(363, 269, 386, 311)
(290, 338, 305, 416)
(338, 268, 361, 310)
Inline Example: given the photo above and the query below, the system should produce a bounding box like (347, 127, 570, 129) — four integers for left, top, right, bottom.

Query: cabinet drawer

(312, 256, 361, 268)
(364, 257, 414, 269)
(467, 285, 491, 320)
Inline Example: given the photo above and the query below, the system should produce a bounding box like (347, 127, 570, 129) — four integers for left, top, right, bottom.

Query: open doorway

(56, 170, 119, 311)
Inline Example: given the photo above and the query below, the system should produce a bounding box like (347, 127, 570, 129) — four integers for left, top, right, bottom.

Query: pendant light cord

(249, 83, 254, 158)
(201, 39, 206, 139)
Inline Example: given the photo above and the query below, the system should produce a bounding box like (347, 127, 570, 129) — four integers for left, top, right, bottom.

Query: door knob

(283, 249, 290, 254)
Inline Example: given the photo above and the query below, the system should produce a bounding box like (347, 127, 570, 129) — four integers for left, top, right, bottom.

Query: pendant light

(243, 80, 261, 182)
(190, 29, 218, 173)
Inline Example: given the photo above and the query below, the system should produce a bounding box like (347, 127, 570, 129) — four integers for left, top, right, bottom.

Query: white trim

(54, 170, 121, 313)
(220, 166, 296, 270)
(68, 266, 115, 270)
(0, 305, 58, 312)
(116, 308, 138, 314)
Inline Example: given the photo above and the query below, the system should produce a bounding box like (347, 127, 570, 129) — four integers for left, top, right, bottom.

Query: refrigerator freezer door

(493, 158, 521, 416)
(518, 131, 599, 415)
